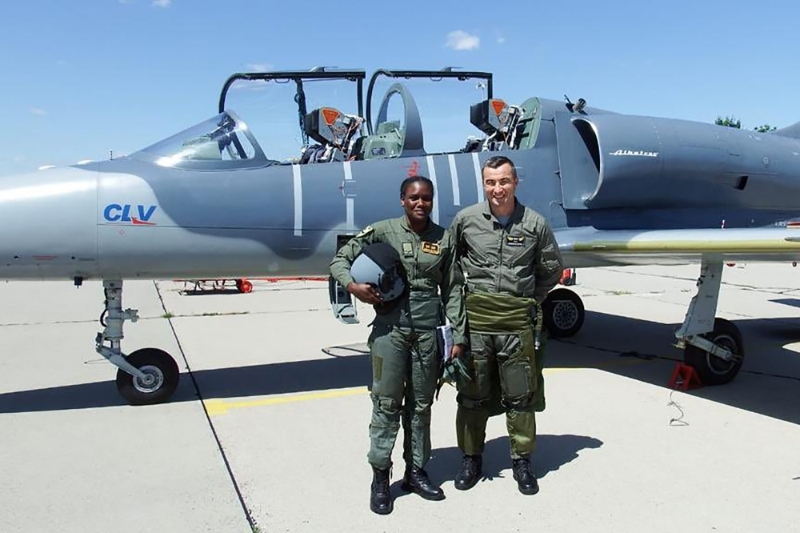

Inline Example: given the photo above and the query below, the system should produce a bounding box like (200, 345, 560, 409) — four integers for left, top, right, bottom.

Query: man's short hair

(482, 155, 518, 180)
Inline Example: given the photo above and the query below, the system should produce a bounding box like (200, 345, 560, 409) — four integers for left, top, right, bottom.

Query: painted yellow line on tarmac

(204, 360, 651, 416)
(205, 387, 369, 416)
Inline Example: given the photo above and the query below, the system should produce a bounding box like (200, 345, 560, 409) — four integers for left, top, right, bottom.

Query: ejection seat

(300, 107, 364, 163)
(358, 82, 426, 160)
(464, 98, 525, 152)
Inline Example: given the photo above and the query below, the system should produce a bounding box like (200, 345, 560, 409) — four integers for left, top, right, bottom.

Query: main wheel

(683, 318, 744, 385)
(116, 348, 180, 405)
(543, 288, 585, 338)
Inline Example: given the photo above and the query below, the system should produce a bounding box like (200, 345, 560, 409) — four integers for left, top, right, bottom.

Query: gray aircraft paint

(2, 85, 800, 282)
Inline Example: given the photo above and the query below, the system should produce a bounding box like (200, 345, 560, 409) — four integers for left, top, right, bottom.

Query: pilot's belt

(466, 292, 537, 334)
(375, 291, 442, 329)
(409, 288, 439, 295)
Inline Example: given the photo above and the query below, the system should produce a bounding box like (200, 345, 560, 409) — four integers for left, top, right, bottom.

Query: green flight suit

(330, 217, 467, 470)
(450, 200, 563, 459)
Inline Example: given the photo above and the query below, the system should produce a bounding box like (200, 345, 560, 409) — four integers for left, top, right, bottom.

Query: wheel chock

(668, 363, 703, 391)
(235, 279, 253, 293)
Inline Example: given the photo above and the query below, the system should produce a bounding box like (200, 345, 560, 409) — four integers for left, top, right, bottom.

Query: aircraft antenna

(476, 82, 487, 100)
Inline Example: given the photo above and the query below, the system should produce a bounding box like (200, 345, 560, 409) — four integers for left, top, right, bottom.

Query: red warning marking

(322, 108, 340, 126)
(491, 99, 506, 116)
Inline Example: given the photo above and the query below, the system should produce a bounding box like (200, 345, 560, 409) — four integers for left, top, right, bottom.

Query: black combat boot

(454, 454, 482, 491)
(370, 466, 393, 515)
(511, 457, 539, 495)
(401, 465, 445, 501)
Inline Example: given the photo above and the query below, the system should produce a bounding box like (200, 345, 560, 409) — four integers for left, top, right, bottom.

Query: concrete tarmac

(1, 265, 799, 532)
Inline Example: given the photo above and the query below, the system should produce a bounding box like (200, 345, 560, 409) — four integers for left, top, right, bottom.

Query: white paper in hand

(436, 324, 453, 363)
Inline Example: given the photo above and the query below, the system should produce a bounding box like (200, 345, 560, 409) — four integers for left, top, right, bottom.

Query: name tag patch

(506, 235, 525, 247)
(402, 242, 414, 257)
(421, 241, 441, 255)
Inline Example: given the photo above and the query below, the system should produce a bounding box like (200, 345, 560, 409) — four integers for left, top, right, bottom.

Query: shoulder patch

(356, 225, 374, 238)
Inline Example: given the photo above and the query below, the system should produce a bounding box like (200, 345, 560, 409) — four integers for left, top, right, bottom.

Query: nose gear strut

(95, 280, 180, 405)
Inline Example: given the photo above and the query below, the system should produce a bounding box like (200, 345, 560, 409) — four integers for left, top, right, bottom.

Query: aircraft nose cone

(0, 166, 99, 279)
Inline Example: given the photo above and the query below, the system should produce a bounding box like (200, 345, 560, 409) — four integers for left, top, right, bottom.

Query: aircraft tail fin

(773, 121, 800, 140)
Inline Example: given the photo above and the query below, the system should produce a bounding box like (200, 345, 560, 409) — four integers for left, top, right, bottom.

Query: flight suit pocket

(500, 360, 532, 403)
(540, 240, 562, 273)
(418, 244, 445, 277)
(372, 355, 383, 381)
(499, 334, 534, 403)
(369, 323, 392, 382)
(463, 232, 494, 264)
(506, 234, 537, 266)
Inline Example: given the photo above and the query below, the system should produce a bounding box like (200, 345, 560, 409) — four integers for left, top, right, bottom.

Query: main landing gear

(674, 260, 744, 385)
(543, 287, 586, 338)
(539, 261, 743, 385)
(96, 280, 180, 405)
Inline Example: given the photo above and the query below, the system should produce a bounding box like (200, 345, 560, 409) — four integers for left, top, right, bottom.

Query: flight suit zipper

(497, 222, 506, 293)
(411, 230, 419, 284)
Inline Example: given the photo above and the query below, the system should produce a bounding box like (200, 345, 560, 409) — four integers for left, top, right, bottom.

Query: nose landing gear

(96, 280, 180, 405)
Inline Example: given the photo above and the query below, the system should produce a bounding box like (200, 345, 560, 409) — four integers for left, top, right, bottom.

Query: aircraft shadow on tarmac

(0, 311, 798, 424)
(0, 352, 372, 413)
(550, 310, 800, 425)
(395, 433, 604, 498)
(179, 289, 243, 296)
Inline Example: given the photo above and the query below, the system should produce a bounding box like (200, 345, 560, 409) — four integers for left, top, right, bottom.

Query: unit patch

(421, 241, 441, 255)
(402, 242, 414, 257)
(506, 235, 526, 247)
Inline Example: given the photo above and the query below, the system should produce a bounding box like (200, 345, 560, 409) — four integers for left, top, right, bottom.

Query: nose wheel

(96, 280, 181, 405)
(115, 348, 180, 405)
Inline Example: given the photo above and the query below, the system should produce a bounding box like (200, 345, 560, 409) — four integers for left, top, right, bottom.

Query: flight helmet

(350, 242, 407, 304)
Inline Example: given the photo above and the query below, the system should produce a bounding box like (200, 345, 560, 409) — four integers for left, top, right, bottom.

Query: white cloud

(152, 0, 171, 7)
(30, 107, 46, 116)
(446, 30, 480, 51)
(13, 156, 26, 163)
(497, 35, 506, 44)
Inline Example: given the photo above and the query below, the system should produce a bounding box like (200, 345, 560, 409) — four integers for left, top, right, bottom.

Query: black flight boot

(454, 454, 482, 491)
(401, 465, 445, 501)
(511, 457, 539, 495)
(370, 466, 393, 515)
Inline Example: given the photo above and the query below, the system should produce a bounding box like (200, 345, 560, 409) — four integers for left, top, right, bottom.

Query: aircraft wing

(556, 226, 800, 267)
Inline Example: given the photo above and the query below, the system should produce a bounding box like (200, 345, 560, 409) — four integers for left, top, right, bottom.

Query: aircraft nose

(0, 165, 99, 279)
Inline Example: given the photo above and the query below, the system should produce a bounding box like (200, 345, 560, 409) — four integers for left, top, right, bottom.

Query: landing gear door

(329, 276, 359, 324)
(329, 234, 359, 324)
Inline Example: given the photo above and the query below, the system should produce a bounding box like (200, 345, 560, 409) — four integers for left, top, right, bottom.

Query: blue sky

(0, 0, 796, 176)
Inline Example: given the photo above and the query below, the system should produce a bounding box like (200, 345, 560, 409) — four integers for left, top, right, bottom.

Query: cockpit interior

(130, 68, 545, 169)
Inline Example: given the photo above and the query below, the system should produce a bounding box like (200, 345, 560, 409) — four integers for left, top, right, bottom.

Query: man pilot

(449, 155, 563, 495)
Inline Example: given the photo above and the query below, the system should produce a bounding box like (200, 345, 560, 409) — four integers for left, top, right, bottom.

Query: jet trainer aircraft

(4, 67, 800, 405)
